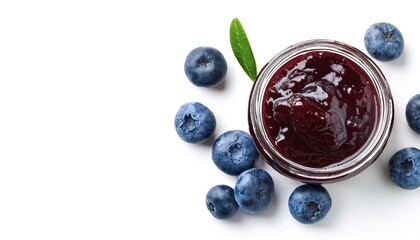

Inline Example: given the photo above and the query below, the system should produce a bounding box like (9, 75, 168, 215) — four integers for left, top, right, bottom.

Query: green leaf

(230, 18, 257, 81)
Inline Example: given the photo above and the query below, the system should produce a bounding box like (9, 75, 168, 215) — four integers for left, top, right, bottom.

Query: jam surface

(263, 51, 377, 168)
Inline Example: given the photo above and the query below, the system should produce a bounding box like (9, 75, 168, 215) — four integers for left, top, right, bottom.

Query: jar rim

(248, 39, 394, 183)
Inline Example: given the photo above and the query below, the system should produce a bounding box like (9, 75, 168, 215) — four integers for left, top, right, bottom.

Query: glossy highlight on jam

(263, 51, 375, 168)
(248, 40, 394, 183)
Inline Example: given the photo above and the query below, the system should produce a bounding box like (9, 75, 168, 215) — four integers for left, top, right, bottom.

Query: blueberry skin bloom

(206, 185, 239, 220)
(184, 46, 228, 87)
(212, 130, 260, 175)
(288, 184, 332, 224)
(406, 94, 420, 134)
(234, 168, 274, 214)
(389, 147, 420, 190)
(364, 22, 404, 61)
(174, 102, 216, 143)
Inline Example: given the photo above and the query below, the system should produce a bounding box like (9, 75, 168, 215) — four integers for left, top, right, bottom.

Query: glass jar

(248, 39, 394, 183)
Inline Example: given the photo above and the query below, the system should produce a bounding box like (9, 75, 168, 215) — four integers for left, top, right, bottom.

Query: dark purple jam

(262, 51, 377, 168)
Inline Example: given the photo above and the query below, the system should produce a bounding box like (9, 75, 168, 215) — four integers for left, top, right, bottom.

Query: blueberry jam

(262, 51, 376, 168)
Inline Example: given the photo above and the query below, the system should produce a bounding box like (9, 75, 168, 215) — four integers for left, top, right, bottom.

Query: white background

(1, 0, 419, 239)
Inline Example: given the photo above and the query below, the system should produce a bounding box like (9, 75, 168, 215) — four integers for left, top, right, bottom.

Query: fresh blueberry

(364, 22, 404, 62)
(212, 130, 260, 175)
(406, 94, 420, 134)
(206, 185, 239, 220)
(174, 102, 216, 144)
(388, 147, 420, 190)
(184, 46, 228, 87)
(288, 184, 332, 224)
(234, 168, 274, 214)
